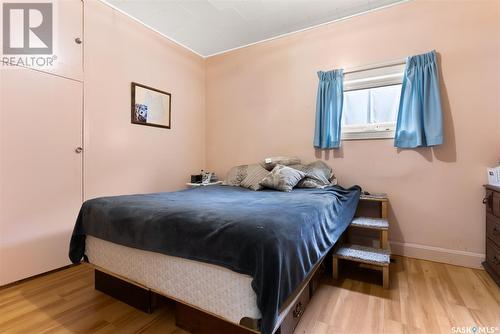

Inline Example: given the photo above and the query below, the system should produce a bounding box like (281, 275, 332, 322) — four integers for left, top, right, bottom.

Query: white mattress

(85, 236, 261, 323)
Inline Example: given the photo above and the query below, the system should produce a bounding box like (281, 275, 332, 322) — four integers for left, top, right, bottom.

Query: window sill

(341, 130, 395, 140)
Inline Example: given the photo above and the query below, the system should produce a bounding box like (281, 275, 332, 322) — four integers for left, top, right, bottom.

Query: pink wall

(0, 0, 206, 285)
(84, 0, 206, 199)
(2, 0, 497, 286)
(206, 0, 500, 267)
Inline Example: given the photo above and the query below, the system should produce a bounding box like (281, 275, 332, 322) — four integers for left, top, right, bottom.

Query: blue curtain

(314, 69, 344, 149)
(394, 50, 443, 148)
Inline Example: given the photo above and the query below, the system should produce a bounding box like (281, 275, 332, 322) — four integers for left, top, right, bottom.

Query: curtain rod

(344, 58, 406, 75)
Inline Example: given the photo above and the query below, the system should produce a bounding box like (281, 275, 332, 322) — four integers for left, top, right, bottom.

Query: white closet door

(50, 0, 83, 80)
(2, 0, 83, 81)
(0, 67, 83, 285)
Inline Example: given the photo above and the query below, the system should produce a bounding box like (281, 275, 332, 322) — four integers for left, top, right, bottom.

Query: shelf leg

(380, 230, 388, 250)
(383, 266, 389, 289)
(333, 256, 339, 280)
(381, 201, 388, 219)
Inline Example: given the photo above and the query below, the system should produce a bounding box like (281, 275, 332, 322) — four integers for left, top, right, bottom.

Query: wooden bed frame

(92, 251, 328, 334)
(90, 195, 374, 333)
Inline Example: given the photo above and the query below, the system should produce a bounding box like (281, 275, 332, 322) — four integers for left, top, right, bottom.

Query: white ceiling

(103, 0, 407, 57)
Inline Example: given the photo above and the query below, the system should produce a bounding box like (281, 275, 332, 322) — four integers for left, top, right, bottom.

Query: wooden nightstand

(186, 181, 223, 188)
(333, 193, 391, 288)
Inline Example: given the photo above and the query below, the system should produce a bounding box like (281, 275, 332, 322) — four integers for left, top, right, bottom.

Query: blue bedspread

(69, 185, 360, 334)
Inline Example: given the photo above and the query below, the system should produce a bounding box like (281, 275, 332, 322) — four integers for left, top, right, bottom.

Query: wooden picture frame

(131, 82, 171, 129)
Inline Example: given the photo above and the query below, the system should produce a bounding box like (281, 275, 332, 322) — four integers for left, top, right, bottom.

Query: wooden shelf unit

(333, 194, 391, 289)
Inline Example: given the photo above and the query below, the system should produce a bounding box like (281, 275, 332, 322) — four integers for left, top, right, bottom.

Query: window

(341, 61, 405, 140)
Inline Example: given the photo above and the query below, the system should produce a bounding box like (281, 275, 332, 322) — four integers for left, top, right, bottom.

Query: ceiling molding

(204, 0, 412, 58)
(97, 0, 412, 59)
(96, 0, 205, 58)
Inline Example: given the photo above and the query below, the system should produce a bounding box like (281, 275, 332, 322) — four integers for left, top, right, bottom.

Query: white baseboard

(390, 241, 485, 269)
(348, 235, 485, 269)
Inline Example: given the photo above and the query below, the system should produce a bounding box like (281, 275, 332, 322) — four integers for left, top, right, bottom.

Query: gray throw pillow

(261, 156, 301, 171)
(259, 165, 306, 192)
(240, 164, 270, 191)
(224, 164, 249, 186)
(291, 161, 337, 188)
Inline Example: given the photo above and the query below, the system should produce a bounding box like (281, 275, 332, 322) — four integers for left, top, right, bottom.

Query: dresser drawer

(487, 214, 500, 247)
(279, 285, 310, 334)
(485, 190, 494, 214)
(493, 192, 500, 218)
(486, 240, 500, 278)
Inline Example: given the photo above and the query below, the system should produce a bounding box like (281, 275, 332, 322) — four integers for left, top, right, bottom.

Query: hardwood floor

(0, 264, 188, 334)
(295, 257, 500, 334)
(0, 257, 498, 334)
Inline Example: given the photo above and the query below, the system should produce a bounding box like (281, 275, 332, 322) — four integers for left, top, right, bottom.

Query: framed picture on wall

(131, 82, 171, 129)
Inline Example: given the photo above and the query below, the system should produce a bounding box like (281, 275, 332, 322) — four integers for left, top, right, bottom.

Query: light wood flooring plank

(1, 257, 499, 334)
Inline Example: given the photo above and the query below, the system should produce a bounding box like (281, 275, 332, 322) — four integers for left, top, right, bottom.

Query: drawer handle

(493, 256, 500, 265)
(483, 193, 493, 207)
(493, 227, 500, 236)
(293, 301, 305, 319)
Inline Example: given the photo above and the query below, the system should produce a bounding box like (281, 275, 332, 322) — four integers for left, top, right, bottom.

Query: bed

(69, 185, 360, 334)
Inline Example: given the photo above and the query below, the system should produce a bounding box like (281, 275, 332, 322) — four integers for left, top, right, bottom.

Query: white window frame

(341, 59, 405, 140)
(342, 122, 396, 140)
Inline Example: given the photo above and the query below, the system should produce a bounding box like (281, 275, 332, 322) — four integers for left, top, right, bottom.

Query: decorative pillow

(261, 156, 301, 171)
(291, 161, 337, 188)
(259, 165, 306, 192)
(288, 163, 308, 173)
(240, 164, 270, 191)
(312, 160, 337, 185)
(224, 165, 249, 186)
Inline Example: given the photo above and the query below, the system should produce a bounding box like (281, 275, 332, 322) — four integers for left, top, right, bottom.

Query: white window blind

(342, 60, 405, 140)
